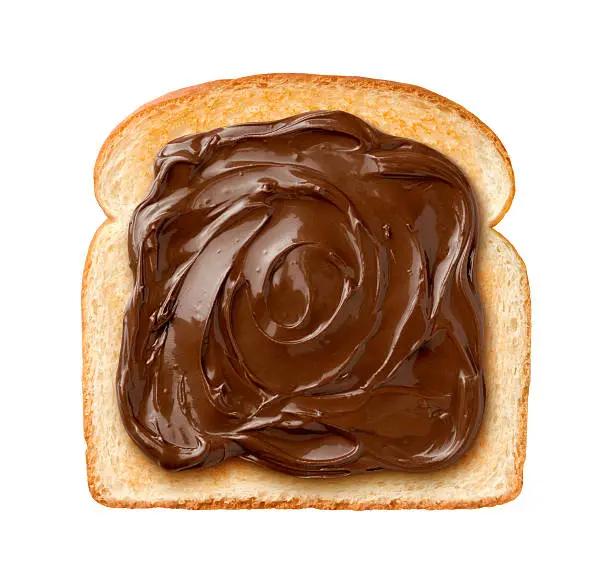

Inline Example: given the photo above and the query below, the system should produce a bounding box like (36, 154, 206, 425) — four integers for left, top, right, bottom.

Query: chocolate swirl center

(117, 111, 485, 476)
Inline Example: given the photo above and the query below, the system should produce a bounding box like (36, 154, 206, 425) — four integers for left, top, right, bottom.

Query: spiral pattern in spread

(117, 111, 485, 476)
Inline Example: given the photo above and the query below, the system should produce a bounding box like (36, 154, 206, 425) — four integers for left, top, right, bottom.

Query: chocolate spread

(117, 111, 485, 477)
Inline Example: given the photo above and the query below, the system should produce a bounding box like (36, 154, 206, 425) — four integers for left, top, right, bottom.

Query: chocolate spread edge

(116, 111, 485, 477)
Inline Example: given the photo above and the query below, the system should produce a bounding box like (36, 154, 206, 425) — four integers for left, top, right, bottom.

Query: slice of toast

(82, 73, 530, 509)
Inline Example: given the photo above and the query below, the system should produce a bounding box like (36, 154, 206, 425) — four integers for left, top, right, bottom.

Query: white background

(2, 1, 610, 582)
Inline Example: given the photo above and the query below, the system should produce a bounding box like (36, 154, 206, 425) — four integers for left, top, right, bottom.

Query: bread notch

(83, 73, 530, 509)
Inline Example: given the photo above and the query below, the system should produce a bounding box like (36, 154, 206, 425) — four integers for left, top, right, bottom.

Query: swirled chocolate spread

(117, 111, 485, 477)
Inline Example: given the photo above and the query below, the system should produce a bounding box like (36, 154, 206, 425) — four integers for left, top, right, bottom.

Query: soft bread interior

(83, 74, 529, 508)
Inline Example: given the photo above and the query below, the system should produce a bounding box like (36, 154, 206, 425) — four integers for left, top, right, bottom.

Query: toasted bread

(83, 74, 530, 509)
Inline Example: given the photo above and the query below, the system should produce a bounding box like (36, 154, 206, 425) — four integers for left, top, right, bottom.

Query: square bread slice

(82, 74, 530, 509)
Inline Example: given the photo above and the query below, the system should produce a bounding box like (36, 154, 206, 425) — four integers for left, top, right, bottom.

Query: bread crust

(83, 73, 529, 510)
(94, 74, 515, 226)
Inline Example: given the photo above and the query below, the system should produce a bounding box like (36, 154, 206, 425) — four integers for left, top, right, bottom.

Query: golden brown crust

(491, 229, 531, 504)
(84, 73, 528, 510)
(92, 492, 519, 510)
(82, 218, 111, 503)
(94, 74, 514, 226)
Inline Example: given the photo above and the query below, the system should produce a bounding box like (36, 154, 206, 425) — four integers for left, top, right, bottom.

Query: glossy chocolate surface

(117, 111, 485, 476)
